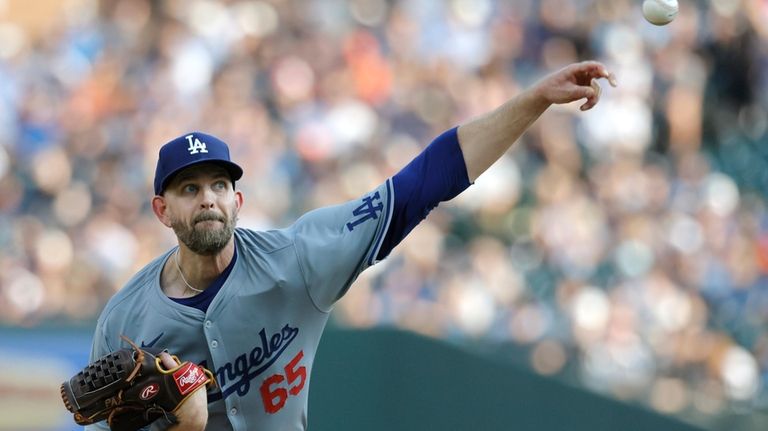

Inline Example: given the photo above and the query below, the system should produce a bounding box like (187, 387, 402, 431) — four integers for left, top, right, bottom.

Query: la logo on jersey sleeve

(346, 191, 383, 231)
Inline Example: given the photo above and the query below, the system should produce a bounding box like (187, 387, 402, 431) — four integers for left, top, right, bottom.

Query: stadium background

(0, 0, 766, 429)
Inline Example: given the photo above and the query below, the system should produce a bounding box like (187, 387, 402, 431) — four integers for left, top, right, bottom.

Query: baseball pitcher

(63, 61, 616, 430)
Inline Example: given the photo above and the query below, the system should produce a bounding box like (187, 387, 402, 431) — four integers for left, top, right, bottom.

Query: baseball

(642, 0, 678, 25)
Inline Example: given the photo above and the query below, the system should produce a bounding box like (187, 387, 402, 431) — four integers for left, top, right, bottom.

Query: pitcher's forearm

(457, 88, 550, 183)
(456, 61, 616, 183)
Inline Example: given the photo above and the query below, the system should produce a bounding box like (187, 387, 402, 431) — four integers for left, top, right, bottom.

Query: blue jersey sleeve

(376, 127, 471, 260)
(291, 127, 469, 310)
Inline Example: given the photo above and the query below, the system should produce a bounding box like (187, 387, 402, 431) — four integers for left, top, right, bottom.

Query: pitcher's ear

(152, 196, 173, 228)
(235, 190, 244, 211)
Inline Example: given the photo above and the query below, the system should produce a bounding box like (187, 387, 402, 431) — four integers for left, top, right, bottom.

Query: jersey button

(205, 320, 212, 328)
(211, 340, 218, 348)
(230, 407, 238, 415)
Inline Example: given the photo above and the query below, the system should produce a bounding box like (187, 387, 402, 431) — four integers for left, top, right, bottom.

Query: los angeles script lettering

(203, 323, 299, 401)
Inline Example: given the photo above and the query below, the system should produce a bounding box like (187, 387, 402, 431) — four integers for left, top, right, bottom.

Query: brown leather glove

(60, 336, 215, 431)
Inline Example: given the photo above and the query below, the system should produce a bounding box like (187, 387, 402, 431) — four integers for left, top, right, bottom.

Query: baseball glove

(60, 336, 215, 431)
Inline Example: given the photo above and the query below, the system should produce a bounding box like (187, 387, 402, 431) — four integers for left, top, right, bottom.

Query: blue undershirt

(172, 126, 470, 313)
(170, 245, 237, 312)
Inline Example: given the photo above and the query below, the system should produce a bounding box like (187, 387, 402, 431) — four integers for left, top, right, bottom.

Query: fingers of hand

(159, 352, 178, 370)
(580, 79, 601, 111)
(573, 61, 617, 87)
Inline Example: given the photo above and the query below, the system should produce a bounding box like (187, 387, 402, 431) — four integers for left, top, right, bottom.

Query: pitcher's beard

(172, 211, 236, 255)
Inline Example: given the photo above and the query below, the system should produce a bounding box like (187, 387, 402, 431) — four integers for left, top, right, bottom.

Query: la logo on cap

(185, 134, 209, 155)
(153, 131, 244, 196)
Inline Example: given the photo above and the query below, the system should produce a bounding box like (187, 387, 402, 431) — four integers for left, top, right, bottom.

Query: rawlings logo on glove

(60, 336, 215, 431)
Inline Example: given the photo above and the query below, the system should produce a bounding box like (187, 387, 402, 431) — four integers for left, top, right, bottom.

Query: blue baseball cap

(153, 132, 243, 195)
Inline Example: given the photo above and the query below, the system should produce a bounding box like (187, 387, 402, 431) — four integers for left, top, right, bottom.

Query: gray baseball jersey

(86, 179, 394, 430)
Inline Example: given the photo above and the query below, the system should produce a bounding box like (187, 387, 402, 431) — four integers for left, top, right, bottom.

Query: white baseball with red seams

(642, 0, 679, 25)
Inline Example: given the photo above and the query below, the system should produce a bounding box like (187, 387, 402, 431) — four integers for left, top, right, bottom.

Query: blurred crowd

(1, 0, 767, 425)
